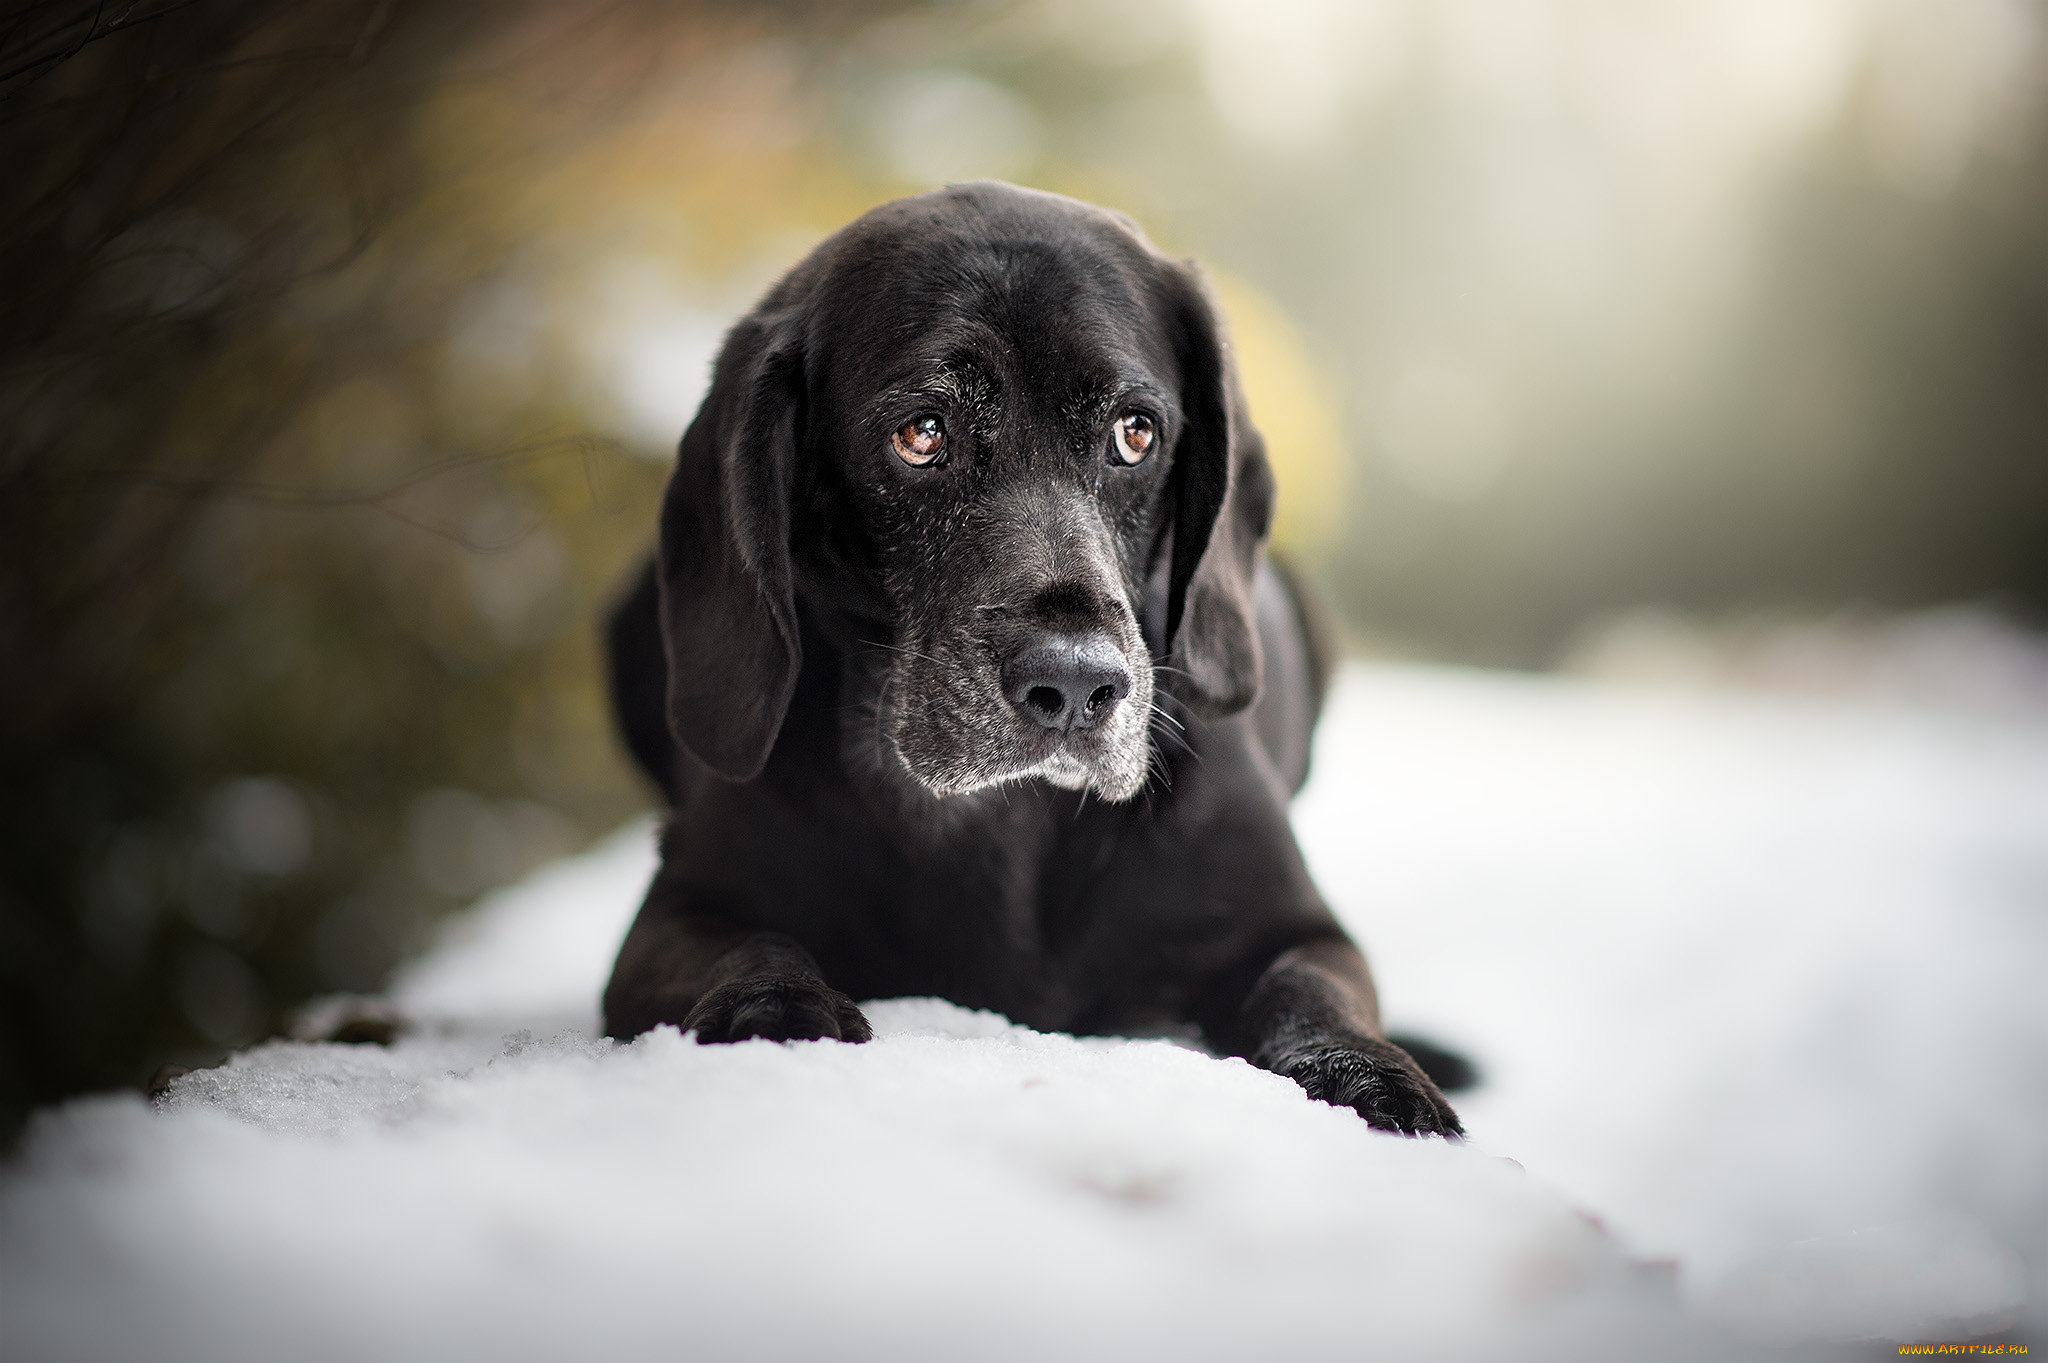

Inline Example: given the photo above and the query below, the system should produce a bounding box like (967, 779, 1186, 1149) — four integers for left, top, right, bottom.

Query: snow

(1291, 667, 2048, 1346)
(5, 662, 2045, 1360)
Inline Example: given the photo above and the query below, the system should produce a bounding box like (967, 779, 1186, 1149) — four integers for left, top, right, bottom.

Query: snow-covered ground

(3, 662, 2044, 1361)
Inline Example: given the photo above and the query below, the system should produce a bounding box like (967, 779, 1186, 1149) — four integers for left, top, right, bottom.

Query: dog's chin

(1027, 752, 1095, 791)
(895, 735, 1150, 803)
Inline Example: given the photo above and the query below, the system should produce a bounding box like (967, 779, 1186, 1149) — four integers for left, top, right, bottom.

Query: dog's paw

(1269, 1035, 1464, 1138)
(683, 977, 873, 1045)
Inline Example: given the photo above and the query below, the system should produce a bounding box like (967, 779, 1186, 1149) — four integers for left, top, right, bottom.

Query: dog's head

(655, 182, 1272, 801)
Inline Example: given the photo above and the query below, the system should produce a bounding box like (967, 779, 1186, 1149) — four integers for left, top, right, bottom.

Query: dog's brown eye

(892, 415, 946, 466)
(1112, 413, 1155, 465)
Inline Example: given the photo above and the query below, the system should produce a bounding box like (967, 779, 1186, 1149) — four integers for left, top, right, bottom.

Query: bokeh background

(4, 0, 2045, 1135)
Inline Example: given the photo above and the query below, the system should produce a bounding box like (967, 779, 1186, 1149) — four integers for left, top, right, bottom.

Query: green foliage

(0, 0, 862, 1131)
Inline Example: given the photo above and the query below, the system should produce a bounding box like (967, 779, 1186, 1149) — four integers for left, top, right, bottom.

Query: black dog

(602, 182, 1461, 1137)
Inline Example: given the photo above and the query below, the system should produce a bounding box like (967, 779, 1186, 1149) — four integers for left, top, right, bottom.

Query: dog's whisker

(1143, 698, 1197, 762)
(1154, 725, 1195, 761)
(871, 666, 895, 778)
(1143, 745, 1174, 797)
(860, 637, 950, 670)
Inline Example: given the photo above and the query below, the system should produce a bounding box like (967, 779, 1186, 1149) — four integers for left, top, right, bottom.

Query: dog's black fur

(602, 182, 1461, 1137)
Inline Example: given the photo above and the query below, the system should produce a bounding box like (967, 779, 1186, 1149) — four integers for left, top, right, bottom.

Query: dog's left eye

(892, 415, 947, 466)
(1112, 413, 1155, 465)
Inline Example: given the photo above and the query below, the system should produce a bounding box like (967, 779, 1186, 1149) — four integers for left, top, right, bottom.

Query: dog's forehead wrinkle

(870, 248, 1153, 383)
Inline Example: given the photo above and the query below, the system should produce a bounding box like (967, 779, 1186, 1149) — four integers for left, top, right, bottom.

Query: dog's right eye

(1111, 412, 1155, 465)
(891, 415, 947, 467)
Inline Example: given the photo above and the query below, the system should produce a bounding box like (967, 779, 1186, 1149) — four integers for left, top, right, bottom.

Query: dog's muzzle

(879, 592, 1154, 802)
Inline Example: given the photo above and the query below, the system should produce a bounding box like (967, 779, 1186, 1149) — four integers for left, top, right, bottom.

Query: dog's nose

(1002, 634, 1132, 734)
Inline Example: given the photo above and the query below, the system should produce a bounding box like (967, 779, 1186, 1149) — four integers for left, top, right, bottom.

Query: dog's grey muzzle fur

(881, 492, 1156, 801)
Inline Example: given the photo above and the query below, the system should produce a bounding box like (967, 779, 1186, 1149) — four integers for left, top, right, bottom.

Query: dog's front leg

(1225, 937, 1462, 1138)
(603, 897, 871, 1045)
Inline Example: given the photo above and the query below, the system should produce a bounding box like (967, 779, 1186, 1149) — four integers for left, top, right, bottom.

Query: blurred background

(3, 0, 2045, 1136)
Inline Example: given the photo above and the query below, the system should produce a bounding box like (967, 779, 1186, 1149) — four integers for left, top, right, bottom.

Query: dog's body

(603, 183, 1460, 1136)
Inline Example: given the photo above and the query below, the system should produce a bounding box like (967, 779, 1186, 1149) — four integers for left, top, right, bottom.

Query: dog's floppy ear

(655, 310, 804, 781)
(1160, 260, 1275, 718)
